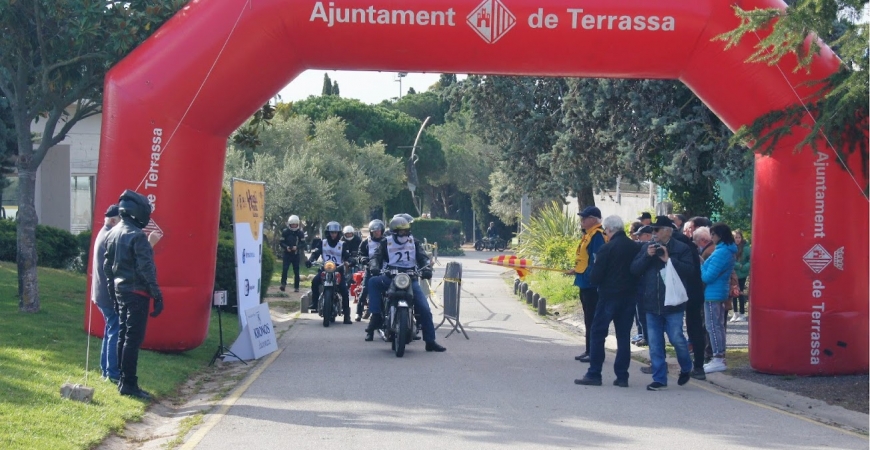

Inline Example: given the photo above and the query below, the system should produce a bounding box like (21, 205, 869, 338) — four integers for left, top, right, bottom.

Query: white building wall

(28, 113, 102, 233)
(565, 190, 657, 225)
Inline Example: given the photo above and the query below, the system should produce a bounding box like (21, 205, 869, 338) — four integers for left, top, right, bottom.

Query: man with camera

(630, 216, 695, 391)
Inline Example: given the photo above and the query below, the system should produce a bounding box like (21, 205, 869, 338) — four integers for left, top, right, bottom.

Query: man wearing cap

(568, 206, 607, 363)
(637, 212, 652, 226)
(91, 204, 122, 384)
(630, 215, 695, 391)
(632, 225, 654, 348)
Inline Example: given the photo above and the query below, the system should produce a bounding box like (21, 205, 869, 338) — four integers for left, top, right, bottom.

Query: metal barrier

(435, 261, 468, 339)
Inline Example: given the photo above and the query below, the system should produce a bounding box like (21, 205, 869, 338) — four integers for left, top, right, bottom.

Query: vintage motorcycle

(376, 266, 425, 357)
(474, 236, 506, 251)
(315, 261, 344, 327)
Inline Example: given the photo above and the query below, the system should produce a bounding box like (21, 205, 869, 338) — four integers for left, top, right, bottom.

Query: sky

(277, 71, 464, 105)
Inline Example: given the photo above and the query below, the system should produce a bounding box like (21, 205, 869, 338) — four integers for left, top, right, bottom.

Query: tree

(406, 87, 416, 95)
(0, 94, 16, 217)
(332, 80, 340, 97)
(716, 0, 868, 178)
(281, 95, 446, 215)
(225, 116, 404, 227)
(322, 73, 333, 96)
(382, 90, 449, 126)
(0, 0, 184, 312)
(556, 78, 751, 217)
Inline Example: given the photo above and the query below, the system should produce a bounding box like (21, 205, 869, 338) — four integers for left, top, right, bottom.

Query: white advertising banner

(231, 178, 265, 330)
(227, 303, 277, 361)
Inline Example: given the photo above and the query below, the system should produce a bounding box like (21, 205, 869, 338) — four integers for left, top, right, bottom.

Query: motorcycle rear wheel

(395, 308, 409, 357)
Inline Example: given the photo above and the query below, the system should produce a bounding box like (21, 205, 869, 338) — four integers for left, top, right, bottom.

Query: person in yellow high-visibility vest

(567, 206, 608, 362)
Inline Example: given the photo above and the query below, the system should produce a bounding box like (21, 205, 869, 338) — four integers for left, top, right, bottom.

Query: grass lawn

(0, 261, 238, 450)
(520, 271, 578, 307)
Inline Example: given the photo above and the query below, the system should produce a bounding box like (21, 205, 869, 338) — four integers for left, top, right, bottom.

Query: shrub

(436, 247, 465, 257)
(75, 229, 92, 273)
(514, 202, 582, 270)
(523, 271, 578, 306)
(411, 218, 462, 250)
(214, 236, 275, 310)
(0, 220, 79, 269)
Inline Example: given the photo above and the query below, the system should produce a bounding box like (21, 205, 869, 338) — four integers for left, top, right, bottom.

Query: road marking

(179, 346, 285, 449)
(691, 378, 867, 438)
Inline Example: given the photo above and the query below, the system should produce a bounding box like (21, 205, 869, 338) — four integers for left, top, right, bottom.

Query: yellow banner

(232, 179, 265, 240)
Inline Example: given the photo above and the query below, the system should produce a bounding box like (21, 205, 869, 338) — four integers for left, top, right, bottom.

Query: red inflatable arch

(87, 0, 867, 375)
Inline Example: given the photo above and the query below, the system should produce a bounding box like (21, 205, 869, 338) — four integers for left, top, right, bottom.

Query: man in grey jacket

(104, 190, 164, 400)
(91, 204, 121, 383)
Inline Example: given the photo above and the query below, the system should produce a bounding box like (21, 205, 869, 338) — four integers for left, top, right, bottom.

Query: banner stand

(224, 303, 278, 362)
(209, 291, 246, 366)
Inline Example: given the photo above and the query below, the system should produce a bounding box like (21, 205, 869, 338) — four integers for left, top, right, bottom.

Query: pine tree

(332, 80, 340, 97)
(322, 73, 333, 96)
(407, 87, 416, 95)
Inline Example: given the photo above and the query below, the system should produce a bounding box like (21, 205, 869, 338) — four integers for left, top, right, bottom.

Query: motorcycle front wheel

(395, 308, 409, 358)
(322, 288, 333, 327)
(474, 240, 483, 251)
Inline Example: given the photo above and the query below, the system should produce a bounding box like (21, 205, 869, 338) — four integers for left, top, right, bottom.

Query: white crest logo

(833, 247, 844, 271)
(467, 0, 516, 44)
(802, 244, 832, 274)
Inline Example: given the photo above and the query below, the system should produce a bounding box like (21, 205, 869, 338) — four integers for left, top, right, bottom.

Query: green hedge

(75, 229, 93, 273)
(214, 230, 275, 310)
(411, 218, 462, 249)
(0, 219, 79, 269)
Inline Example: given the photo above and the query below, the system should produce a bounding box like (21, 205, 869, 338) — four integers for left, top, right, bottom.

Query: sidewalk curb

(506, 277, 869, 436)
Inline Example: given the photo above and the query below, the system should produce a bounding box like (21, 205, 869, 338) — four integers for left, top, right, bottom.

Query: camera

(651, 243, 665, 257)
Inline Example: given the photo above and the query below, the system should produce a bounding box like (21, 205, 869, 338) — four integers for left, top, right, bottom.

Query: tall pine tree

(322, 73, 333, 96)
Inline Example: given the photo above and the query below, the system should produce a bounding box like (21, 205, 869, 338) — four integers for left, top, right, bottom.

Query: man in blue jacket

(568, 206, 607, 363)
(630, 216, 695, 391)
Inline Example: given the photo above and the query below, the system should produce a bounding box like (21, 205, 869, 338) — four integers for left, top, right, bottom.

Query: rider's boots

(343, 306, 353, 324)
(365, 313, 383, 341)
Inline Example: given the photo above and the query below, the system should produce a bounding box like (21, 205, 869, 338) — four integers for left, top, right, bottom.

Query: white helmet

(342, 225, 354, 235)
(287, 215, 300, 226)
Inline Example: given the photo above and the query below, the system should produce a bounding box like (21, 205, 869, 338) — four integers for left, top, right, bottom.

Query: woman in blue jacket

(700, 223, 738, 373)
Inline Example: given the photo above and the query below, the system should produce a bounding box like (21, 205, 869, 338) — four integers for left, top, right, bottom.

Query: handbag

(729, 270, 740, 299)
(663, 259, 689, 307)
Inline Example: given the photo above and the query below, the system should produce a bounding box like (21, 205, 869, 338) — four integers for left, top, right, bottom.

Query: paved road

(191, 252, 865, 449)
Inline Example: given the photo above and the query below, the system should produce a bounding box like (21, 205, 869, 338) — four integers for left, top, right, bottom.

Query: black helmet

(368, 219, 385, 234)
(326, 221, 341, 233)
(118, 189, 151, 229)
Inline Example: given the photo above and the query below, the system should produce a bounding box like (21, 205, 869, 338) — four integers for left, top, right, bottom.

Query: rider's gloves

(421, 268, 433, 280)
(305, 259, 313, 268)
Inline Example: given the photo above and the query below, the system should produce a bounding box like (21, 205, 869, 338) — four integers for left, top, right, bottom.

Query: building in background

(0, 110, 100, 234)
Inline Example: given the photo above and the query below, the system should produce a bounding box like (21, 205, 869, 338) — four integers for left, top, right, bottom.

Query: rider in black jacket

(363, 216, 445, 352)
(355, 220, 385, 322)
(103, 190, 163, 400)
(279, 215, 306, 292)
(307, 221, 353, 323)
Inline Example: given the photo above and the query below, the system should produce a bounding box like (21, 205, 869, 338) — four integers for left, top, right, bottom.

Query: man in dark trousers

(104, 190, 164, 400)
(575, 215, 640, 387)
(91, 204, 122, 384)
(569, 206, 607, 363)
(280, 215, 305, 292)
(670, 219, 708, 380)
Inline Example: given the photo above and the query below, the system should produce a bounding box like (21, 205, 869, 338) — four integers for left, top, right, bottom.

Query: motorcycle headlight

(394, 273, 411, 290)
(324, 261, 336, 272)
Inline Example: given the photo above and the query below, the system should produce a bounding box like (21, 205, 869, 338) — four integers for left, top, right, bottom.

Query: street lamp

(395, 72, 407, 99)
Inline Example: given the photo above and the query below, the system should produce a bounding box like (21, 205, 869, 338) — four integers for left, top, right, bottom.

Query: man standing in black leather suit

(104, 190, 164, 400)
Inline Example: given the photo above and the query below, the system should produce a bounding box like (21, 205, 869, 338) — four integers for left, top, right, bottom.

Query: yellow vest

(574, 224, 607, 273)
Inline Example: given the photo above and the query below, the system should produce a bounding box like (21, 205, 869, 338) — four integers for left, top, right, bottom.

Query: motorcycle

(474, 236, 506, 251)
(314, 261, 344, 327)
(377, 266, 425, 358)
